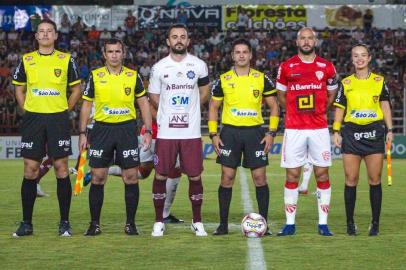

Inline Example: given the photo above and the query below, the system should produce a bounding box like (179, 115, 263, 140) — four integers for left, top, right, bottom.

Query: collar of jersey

(105, 66, 123, 75)
(233, 67, 251, 77)
(37, 50, 55, 56)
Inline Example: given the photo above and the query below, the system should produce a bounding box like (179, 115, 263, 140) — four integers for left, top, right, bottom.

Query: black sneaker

(13, 221, 33, 237)
(347, 222, 358, 236)
(163, 214, 184, 224)
(368, 222, 379, 236)
(59, 220, 72, 237)
(84, 222, 101, 236)
(124, 223, 139, 235)
(213, 224, 228, 235)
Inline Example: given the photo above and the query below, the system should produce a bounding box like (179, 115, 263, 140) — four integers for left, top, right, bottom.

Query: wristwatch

(144, 129, 153, 135)
(265, 130, 277, 137)
(209, 133, 218, 139)
(387, 128, 393, 133)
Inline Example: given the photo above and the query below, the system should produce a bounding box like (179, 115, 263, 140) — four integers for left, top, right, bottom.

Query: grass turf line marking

(239, 168, 267, 270)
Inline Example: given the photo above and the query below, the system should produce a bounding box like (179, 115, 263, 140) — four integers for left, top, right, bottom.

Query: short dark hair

(167, 23, 189, 38)
(352, 43, 371, 55)
(37, 19, 57, 32)
(232, 38, 252, 52)
(102, 38, 125, 53)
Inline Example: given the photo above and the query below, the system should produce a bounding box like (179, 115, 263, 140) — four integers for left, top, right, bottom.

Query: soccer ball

(241, 213, 267, 238)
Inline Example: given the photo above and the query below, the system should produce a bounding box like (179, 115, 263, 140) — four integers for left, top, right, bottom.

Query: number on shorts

(296, 94, 315, 111)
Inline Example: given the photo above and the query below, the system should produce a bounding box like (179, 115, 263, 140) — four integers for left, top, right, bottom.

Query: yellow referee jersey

(334, 72, 390, 125)
(12, 50, 81, 113)
(211, 68, 276, 126)
(83, 66, 146, 123)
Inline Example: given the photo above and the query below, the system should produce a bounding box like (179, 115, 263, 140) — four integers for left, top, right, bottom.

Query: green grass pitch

(1, 157, 405, 270)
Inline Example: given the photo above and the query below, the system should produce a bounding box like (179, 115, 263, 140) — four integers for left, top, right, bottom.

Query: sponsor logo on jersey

(102, 106, 130, 115)
(176, 72, 182, 77)
(228, 83, 235, 88)
(21, 142, 33, 149)
(373, 95, 379, 103)
(255, 150, 266, 159)
(164, 74, 168, 78)
(126, 72, 133, 77)
(170, 95, 190, 109)
(230, 108, 258, 117)
(350, 110, 377, 119)
(253, 89, 259, 98)
(125, 87, 131, 96)
(89, 149, 103, 158)
(343, 79, 351, 85)
(186, 63, 194, 67)
(58, 54, 66, 59)
(32, 88, 60, 96)
(166, 84, 194, 90)
(54, 69, 61, 77)
(123, 148, 138, 158)
(224, 75, 232, 80)
(315, 71, 324, 80)
(252, 72, 260, 78)
(316, 61, 326, 68)
(290, 83, 322, 91)
(97, 72, 105, 77)
(169, 113, 189, 128)
(289, 63, 299, 68)
(354, 130, 377, 141)
(186, 70, 195, 79)
(291, 73, 301, 77)
(25, 56, 33, 61)
(374, 76, 382, 81)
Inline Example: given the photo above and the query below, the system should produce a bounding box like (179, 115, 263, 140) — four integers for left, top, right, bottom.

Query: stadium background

(0, 1, 406, 269)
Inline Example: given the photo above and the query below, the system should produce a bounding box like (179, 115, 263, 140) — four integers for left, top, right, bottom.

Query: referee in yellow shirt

(79, 38, 152, 236)
(208, 39, 279, 235)
(333, 44, 393, 236)
(12, 19, 81, 237)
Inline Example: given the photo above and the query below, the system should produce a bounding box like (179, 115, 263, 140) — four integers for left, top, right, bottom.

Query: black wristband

(144, 129, 153, 135)
(387, 128, 393, 133)
(79, 131, 86, 135)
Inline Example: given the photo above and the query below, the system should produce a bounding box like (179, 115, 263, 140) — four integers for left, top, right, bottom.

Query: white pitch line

(239, 169, 267, 270)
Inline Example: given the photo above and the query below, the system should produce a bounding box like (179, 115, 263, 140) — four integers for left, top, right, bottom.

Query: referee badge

(125, 87, 131, 96)
(253, 89, 259, 98)
(54, 69, 61, 77)
(373, 96, 379, 103)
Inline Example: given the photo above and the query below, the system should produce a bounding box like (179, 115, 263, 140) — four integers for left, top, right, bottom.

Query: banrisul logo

(102, 106, 130, 115)
(32, 88, 60, 96)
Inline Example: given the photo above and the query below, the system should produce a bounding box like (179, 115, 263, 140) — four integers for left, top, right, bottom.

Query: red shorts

(154, 138, 203, 177)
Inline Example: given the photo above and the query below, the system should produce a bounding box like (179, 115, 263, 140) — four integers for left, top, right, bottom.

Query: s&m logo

(170, 95, 189, 109)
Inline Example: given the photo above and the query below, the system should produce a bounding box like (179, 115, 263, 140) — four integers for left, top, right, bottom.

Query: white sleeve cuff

(276, 82, 287, 91)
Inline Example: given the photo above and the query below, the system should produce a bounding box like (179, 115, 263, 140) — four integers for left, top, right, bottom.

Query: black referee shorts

(341, 121, 385, 156)
(216, 125, 268, 169)
(89, 120, 140, 169)
(21, 111, 72, 159)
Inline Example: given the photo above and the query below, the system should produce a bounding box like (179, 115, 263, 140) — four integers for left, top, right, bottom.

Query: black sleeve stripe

(83, 73, 95, 98)
(135, 73, 145, 94)
(211, 78, 223, 97)
(12, 58, 26, 82)
(379, 80, 390, 102)
(68, 56, 81, 83)
(334, 82, 346, 108)
(197, 76, 209, 87)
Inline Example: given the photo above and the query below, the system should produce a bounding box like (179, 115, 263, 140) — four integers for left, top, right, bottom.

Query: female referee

(333, 44, 393, 236)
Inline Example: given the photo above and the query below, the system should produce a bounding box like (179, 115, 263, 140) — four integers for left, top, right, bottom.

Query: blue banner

(0, 5, 52, 32)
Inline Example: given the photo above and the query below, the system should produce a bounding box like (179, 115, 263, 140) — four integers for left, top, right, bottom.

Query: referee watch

(144, 129, 153, 135)
(265, 130, 277, 137)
